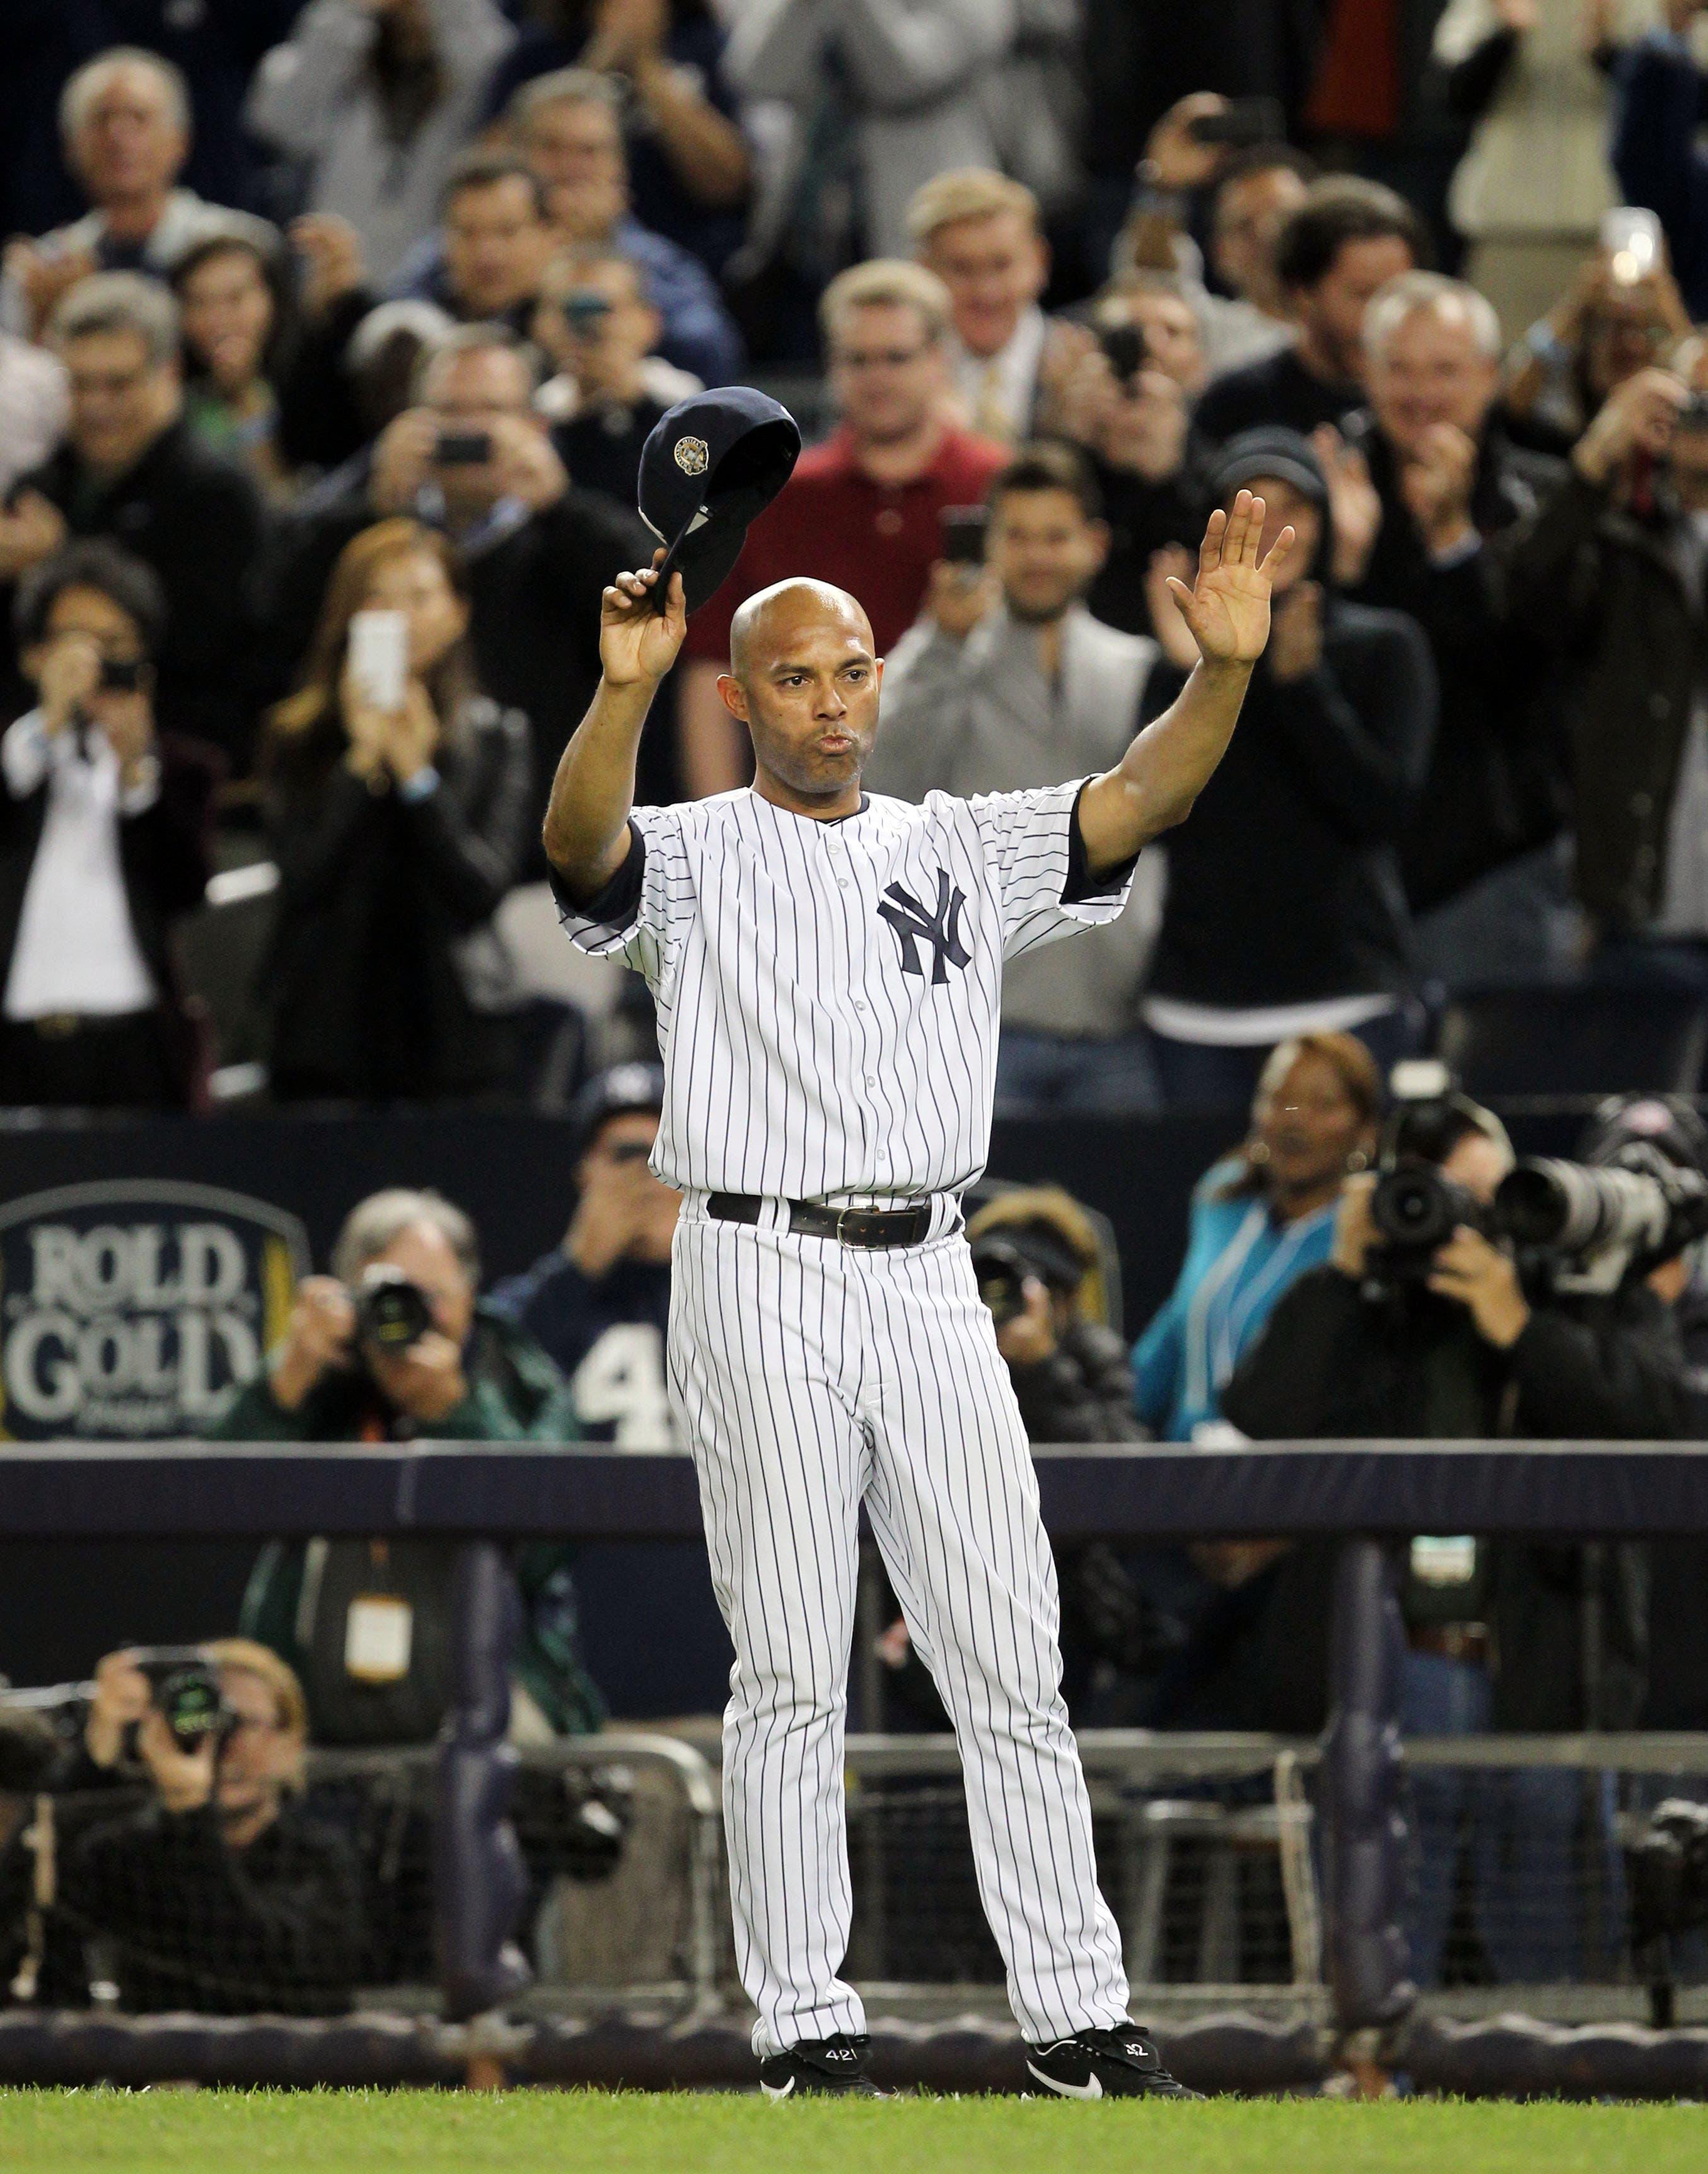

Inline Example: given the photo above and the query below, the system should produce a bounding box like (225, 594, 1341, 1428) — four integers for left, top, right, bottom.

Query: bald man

(542, 499, 1293, 2099)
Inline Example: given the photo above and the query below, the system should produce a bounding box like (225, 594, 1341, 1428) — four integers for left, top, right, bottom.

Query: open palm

(1164, 491, 1296, 667)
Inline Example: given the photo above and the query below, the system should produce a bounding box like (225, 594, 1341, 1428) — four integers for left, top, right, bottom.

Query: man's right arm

(542, 555, 688, 899)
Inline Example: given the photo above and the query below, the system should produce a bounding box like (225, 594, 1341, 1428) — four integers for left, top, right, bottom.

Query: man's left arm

(1076, 491, 1293, 875)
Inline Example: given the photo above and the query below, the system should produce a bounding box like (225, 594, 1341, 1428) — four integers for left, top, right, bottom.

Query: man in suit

(0, 271, 266, 762)
(909, 167, 1084, 447)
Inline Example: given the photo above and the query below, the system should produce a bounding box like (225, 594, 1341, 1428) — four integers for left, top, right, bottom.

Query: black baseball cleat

(758, 2031, 886, 2100)
(1025, 2022, 1202, 2100)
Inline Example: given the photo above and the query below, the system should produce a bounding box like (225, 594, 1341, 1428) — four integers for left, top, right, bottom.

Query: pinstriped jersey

(557, 779, 1137, 1202)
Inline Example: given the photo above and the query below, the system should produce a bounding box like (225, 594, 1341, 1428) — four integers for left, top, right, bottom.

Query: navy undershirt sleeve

(547, 818, 647, 926)
(1062, 779, 1139, 904)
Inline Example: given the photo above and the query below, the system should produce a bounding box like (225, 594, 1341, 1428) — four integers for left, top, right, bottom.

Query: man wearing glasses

(675, 260, 1006, 796)
(0, 272, 265, 760)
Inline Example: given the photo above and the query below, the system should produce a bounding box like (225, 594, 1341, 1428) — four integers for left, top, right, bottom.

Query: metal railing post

(1322, 1537, 1414, 2071)
(434, 1540, 532, 2043)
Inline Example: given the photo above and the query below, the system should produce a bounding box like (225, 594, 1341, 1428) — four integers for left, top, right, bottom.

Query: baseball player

(543, 479, 1293, 2099)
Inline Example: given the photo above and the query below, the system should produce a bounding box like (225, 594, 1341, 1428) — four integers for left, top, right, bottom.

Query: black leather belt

(707, 1193, 940, 1248)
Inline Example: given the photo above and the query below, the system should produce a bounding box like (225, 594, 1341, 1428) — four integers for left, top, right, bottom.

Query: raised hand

(1312, 425, 1381, 584)
(1163, 491, 1296, 669)
(601, 550, 687, 687)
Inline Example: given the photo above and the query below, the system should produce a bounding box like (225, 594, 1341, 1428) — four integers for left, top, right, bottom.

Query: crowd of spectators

(6, 13, 1708, 1113)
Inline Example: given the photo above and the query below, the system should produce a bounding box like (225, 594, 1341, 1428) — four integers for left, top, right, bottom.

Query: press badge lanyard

(346, 1538, 414, 1685)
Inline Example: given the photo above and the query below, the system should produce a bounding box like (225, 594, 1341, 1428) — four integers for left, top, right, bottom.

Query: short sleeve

(550, 804, 693, 991)
(960, 778, 1139, 962)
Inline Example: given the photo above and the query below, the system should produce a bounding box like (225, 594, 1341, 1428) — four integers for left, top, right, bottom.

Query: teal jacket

(1132, 1160, 1339, 1443)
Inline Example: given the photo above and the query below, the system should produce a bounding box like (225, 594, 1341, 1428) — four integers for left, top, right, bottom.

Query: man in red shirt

(677, 260, 1006, 794)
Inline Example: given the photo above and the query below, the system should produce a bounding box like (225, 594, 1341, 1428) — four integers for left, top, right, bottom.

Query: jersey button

(855, 1001, 867, 1013)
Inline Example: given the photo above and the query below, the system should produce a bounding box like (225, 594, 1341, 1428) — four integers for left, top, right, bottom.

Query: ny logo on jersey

(878, 869, 972, 985)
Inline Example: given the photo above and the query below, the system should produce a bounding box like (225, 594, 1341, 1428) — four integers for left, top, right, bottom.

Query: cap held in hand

(637, 388, 801, 613)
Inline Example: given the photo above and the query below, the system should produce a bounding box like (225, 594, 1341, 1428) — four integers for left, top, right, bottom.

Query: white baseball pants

(667, 1197, 1130, 2056)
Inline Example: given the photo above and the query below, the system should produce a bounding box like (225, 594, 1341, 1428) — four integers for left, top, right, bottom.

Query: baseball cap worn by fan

(638, 388, 801, 613)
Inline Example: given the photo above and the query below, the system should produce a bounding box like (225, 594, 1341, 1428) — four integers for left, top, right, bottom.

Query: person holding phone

(0, 540, 219, 1110)
(535, 250, 697, 504)
(256, 323, 647, 842)
(258, 518, 531, 1102)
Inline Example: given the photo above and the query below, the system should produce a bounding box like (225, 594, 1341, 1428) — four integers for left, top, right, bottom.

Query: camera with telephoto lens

(1363, 1066, 1499, 1294)
(1493, 1151, 1708, 1294)
(352, 1265, 436, 1354)
(1367, 1162, 1489, 1288)
(970, 1233, 1031, 1328)
(129, 1648, 231, 1756)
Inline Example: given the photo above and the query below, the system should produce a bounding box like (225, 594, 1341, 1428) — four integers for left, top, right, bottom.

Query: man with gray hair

(2, 47, 276, 343)
(0, 271, 266, 758)
(209, 1186, 609, 1747)
(1320, 268, 1566, 986)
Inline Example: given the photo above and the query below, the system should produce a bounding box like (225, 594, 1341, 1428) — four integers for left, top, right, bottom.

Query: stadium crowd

(12, 0, 1708, 2019)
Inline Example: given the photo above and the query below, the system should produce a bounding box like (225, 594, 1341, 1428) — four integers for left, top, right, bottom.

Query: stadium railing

(6, 1436, 1708, 2096)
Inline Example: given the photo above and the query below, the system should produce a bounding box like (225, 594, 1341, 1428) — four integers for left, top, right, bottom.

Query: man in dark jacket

(209, 1187, 605, 1748)
(487, 1063, 677, 1445)
(255, 324, 651, 845)
(0, 272, 265, 760)
(0, 540, 217, 1108)
(1136, 425, 1436, 1108)
(1502, 359, 1708, 979)
(1221, 1089, 1688, 1982)
(1332, 271, 1564, 982)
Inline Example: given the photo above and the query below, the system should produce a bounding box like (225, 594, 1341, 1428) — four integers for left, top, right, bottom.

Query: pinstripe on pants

(669, 1197, 1131, 2056)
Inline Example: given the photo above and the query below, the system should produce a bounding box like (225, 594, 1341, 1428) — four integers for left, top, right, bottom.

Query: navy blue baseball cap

(571, 1061, 665, 1157)
(638, 388, 801, 613)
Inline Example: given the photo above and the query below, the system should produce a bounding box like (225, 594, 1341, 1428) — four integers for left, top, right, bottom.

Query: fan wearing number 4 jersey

(488, 1064, 679, 1446)
(542, 491, 1294, 2101)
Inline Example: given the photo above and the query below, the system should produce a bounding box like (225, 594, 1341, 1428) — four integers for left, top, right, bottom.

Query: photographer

(0, 541, 219, 1111)
(1221, 1082, 1690, 1980)
(66, 1640, 364, 2016)
(1502, 360, 1708, 984)
(209, 1188, 606, 1748)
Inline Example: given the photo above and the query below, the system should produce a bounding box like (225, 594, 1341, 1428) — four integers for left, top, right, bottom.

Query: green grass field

(3, 2090, 1708, 2174)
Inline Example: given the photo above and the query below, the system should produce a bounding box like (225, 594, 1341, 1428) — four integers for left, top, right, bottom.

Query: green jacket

(210, 1305, 605, 1741)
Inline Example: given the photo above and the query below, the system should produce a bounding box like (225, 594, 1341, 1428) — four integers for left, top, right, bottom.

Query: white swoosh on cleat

(761, 2076, 796, 2102)
(1026, 2062, 1103, 2100)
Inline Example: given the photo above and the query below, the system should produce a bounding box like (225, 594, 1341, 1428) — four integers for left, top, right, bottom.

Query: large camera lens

(1492, 1161, 1581, 1250)
(1370, 1164, 1463, 1252)
(354, 1267, 435, 1352)
(154, 1663, 227, 1753)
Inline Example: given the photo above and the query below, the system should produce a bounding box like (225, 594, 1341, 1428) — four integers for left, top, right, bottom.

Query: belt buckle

(830, 1205, 857, 1245)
